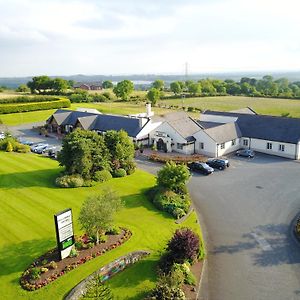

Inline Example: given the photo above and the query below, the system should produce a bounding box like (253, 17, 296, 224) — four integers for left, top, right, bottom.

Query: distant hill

(1, 71, 300, 89)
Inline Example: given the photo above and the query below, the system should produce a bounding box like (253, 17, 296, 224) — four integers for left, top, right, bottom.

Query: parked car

(31, 143, 48, 153)
(188, 162, 214, 175)
(206, 158, 230, 170)
(0, 132, 5, 139)
(48, 149, 60, 159)
(236, 149, 255, 158)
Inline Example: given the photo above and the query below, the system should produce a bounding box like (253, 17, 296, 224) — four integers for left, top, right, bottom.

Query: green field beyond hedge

(0, 152, 201, 300)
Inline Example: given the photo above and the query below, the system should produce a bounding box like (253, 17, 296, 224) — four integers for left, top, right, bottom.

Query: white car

(31, 143, 48, 153)
(0, 132, 5, 139)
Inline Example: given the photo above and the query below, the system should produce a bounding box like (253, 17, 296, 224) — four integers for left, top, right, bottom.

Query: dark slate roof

(204, 122, 242, 143)
(49, 109, 144, 137)
(198, 121, 224, 129)
(161, 112, 202, 141)
(203, 110, 300, 144)
(91, 114, 144, 137)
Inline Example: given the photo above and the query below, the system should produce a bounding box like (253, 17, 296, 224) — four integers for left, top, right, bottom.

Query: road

(136, 154, 300, 300)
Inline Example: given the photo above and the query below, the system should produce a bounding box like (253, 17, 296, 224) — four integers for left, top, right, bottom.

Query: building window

(279, 144, 285, 152)
(177, 143, 184, 150)
(243, 139, 248, 147)
(267, 142, 272, 150)
(231, 139, 236, 146)
(220, 143, 225, 149)
(200, 142, 204, 149)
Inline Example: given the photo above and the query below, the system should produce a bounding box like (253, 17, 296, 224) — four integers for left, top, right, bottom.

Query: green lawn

(0, 103, 172, 126)
(0, 152, 202, 300)
(160, 95, 300, 118)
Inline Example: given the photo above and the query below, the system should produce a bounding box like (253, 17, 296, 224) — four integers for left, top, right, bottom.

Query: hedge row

(0, 96, 61, 104)
(0, 99, 71, 114)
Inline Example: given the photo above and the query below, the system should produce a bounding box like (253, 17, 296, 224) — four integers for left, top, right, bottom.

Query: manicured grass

(160, 95, 300, 118)
(0, 103, 172, 126)
(0, 152, 202, 299)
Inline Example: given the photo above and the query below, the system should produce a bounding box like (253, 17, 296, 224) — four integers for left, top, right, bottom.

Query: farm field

(159, 95, 300, 117)
(0, 152, 202, 300)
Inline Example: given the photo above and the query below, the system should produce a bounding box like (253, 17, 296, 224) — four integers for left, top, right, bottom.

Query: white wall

(297, 142, 300, 160)
(193, 130, 217, 157)
(217, 138, 241, 156)
(249, 138, 297, 159)
(136, 120, 162, 139)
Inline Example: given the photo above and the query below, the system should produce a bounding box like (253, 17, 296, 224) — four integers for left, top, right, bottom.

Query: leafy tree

(199, 79, 217, 95)
(188, 82, 201, 96)
(78, 188, 123, 244)
(104, 130, 135, 173)
(146, 88, 161, 105)
(52, 77, 69, 94)
(27, 75, 52, 94)
(16, 84, 30, 93)
(226, 82, 241, 95)
(152, 79, 164, 91)
(113, 80, 134, 101)
(82, 276, 114, 299)
(170, 81, 182, 95)
(157, 161, 190, 194)
(102, 80, 114, 89)
(167, 228, 200, 263)
(58, 129, 110, 179)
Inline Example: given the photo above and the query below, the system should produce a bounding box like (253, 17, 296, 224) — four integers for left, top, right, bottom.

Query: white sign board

(54, 208, 75, 260)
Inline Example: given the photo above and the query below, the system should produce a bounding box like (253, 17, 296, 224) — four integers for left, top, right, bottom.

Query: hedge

(0, 96, 61, 104)
(0, 99, 71, 114)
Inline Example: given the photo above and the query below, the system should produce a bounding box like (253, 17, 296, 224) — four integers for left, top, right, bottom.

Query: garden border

(65, 251, 150, 300)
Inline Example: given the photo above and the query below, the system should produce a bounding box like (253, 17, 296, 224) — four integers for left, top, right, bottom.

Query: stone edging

(291, 213, 300, 245)
(65, 251, 150, 300)
(175, 206, 194, 224)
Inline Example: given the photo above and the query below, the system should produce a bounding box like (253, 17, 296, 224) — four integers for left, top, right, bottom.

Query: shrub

(75, 241, 84, 250)
(55, 174, 84, 188)
(173, 263, 196, 285)
(113, 168, 126, 178)
(40, 267, 48, 274)
(122, 160, 136, 175)
(92, 93, 109, 102)
(87, 242, 94, 249)
(187, 106, 195, 112)
(167, 228, 200, 263)
(99, 235, 108, 243)
(15, 143, 30, 153)
(106, 226, 121, 235)
(93, 170, 112, 182)
(69, 247, 78, 258)
(157, 161, 190, 194)
(0, 99, 70, 114)
(6, 141, 13, 152)
(28, 268, 40, 280)
(148, 273, 186, 300)
(47, 261, 57, 270)
(0, 95, 59, 104)
(153, 189, 190, 219)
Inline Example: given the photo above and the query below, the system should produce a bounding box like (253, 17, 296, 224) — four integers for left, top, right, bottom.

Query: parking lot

(137, 153, 300, 300)
(189, 153, 300, 300)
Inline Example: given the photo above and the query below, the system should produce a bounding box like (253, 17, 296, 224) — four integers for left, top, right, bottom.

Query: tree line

(17, 75, 300, 105)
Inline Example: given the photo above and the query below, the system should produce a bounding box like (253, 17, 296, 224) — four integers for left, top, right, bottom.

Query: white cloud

(0, 0, 300, 76)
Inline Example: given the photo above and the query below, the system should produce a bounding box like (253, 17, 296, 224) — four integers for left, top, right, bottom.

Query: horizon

(1, 0, 300, 77)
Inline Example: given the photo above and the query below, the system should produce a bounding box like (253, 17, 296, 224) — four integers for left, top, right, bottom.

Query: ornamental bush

(55, 174, 84, 188)
(93, 170, 112, 182)
(153, 189, 190, 219)
(167, 228, 200, 263)
(157, 161, 190, 194)
(113, 168, 127, 178)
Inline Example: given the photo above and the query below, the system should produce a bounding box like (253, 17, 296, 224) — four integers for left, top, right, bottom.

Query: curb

(291, 213, 300, 245)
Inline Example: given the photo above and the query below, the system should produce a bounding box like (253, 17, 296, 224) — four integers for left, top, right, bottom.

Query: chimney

(146, 103, 153, 118)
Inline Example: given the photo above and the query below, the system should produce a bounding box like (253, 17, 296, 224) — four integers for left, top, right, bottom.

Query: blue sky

(0, 0, 300, 76)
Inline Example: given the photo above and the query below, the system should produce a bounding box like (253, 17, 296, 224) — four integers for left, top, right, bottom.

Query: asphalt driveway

(137, 153, 300, 300)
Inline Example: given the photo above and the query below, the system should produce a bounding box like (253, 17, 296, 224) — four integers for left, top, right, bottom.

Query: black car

(236, 149, 255, 158)
(188, 162, 214, 175)
(206, 158, 229, 170)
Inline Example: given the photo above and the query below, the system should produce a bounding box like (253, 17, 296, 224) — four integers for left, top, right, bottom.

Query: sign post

(54, 208, 75, 260)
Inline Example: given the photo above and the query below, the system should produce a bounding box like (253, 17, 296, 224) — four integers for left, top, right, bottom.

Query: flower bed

(20, 228, 132, 291)
(149, 153, 206, 164)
